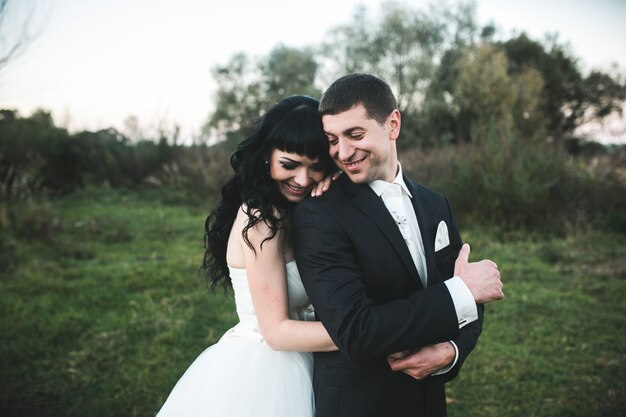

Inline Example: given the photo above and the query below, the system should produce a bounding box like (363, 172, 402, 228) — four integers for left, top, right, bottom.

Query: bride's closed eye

(310, 163, 325, 173)
(280, 162, 299, 170)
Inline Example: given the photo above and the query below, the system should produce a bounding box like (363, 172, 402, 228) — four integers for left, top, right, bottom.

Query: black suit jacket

(293, 174, 483, 417)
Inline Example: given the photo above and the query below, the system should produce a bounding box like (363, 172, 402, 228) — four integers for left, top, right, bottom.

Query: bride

(156, 95, 338, 417)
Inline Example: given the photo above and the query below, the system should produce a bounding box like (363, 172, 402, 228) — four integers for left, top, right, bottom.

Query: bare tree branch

(0, 0, 41, 72)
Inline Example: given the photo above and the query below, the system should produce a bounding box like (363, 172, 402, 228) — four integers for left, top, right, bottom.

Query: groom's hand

(454, 243, 504, 304)
(386, 342, 455, 380)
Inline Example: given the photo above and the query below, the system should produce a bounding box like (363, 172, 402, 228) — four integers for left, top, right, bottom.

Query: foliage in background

(0, 109, 234, 207)
(203, 0, 625, 149)
(401, 138, 626, 234)
(2, 0, 623, 234)
(2, 112, 625, 236)
(204, 46, 322, 146)
(453, 42, 545, 143)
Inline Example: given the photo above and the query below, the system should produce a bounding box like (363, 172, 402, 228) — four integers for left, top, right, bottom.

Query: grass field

(1, 188, 624, 417)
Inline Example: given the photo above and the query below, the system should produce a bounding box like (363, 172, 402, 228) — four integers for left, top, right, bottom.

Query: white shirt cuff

(431, 341, 459, 376)
(444, 276, 478, 328)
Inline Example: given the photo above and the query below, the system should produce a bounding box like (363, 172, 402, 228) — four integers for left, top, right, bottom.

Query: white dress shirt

(369, 162, 478, 374)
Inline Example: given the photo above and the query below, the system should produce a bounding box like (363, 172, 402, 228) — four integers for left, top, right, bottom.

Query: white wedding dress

(156, 261, 315, 417)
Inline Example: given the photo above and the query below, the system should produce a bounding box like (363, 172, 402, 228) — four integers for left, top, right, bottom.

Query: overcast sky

(0, 0, 624, 142)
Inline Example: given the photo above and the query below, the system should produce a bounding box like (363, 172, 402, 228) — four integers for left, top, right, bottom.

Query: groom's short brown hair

(319, 73, 397, 125)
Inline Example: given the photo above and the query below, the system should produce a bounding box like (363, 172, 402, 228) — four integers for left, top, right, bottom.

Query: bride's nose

(293, 168, 310, 186)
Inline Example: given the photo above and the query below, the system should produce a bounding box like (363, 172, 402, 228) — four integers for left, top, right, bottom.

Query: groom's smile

(341, 155, 367, 173)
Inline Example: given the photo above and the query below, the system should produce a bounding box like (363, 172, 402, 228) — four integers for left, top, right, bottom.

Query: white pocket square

(434, 221, 450, 252)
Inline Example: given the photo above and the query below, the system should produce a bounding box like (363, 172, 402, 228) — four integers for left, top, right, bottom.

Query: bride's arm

(242, 217, 337, 353)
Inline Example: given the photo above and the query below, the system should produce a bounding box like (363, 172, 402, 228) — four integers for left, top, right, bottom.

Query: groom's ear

(387, 109, 401, 141)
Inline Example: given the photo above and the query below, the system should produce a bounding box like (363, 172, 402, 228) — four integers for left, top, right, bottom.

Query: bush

(144, 145, 232, 206)
(6, 200, 60, 241)
(450, 125, 564, 230)
(401, 128, 626, 234)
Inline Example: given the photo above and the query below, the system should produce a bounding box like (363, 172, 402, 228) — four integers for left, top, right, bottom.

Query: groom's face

(322, 104, 400, 184)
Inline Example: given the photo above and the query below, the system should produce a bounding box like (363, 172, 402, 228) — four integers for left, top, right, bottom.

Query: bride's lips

(284, 182, 310, 196)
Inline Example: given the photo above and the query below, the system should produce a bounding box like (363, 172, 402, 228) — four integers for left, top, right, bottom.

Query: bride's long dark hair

(203, 95, 334, 291)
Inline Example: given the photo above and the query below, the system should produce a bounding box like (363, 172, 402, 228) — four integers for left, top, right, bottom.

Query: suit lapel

(404, 177, 437, 286)
(339, 176, 421, 284)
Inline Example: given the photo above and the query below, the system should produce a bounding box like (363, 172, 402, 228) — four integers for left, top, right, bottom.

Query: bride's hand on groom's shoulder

(310, 171, 342, 197)
(386, 342, 456, 380)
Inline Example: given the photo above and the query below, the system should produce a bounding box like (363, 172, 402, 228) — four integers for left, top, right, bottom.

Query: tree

(454, 43, 515, 141)
(0, 109, 68, 201)
(321, 1, 447, 114)
(453, 42, 545, 143)
(261, 45, 321, 106)
(511, 66, 546, 141)
(319, 0, 481, 147)
(580, 69, 626, 122)
(203, 46, 321, 145)
(502, 33, 626, 145)
(317, 5, 374, 83)
(203, 53, 264, 144)
(203, 0, 624, 149)
(0, 0, 40, 72)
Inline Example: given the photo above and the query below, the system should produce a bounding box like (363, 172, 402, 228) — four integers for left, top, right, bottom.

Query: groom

(293, 73, 504, 417)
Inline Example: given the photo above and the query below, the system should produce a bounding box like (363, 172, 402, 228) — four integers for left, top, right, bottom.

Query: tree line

(0, 109, 233, 203)
(203, 1, 625, 150)
(0, 0, 625, 234)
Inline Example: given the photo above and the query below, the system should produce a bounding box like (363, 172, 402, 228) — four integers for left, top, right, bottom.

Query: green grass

(1, 188, 237, 417)
(1, 188, 624, 417)
(447, 226, 626, 417)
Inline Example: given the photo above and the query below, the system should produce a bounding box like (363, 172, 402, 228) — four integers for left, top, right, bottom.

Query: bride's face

(268, 149, 326, 203)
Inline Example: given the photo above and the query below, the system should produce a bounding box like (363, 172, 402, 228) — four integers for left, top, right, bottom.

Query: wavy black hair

(203, 95, 334, 291)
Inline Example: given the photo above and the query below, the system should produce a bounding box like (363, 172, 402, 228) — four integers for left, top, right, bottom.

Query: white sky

(0, 0, 625, 142)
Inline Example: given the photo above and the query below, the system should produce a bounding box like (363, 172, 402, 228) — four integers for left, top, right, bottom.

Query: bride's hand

(311, 171, 342, 197)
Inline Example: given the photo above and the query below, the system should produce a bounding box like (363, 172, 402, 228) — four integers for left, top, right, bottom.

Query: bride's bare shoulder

(234, 204, 283, 242)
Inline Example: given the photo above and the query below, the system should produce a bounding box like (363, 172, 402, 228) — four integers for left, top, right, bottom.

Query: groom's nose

(337, 138, 355, 161)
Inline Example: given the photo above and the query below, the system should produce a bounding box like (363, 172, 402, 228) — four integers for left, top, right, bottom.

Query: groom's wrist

(444, 277, 478, 328)
(432, 341, 459, 376)
(442, 342, 456, 366)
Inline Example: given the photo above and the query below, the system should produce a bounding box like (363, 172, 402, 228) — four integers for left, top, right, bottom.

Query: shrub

(7, 200, 60, 241)
(402, 127, 626, 234)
